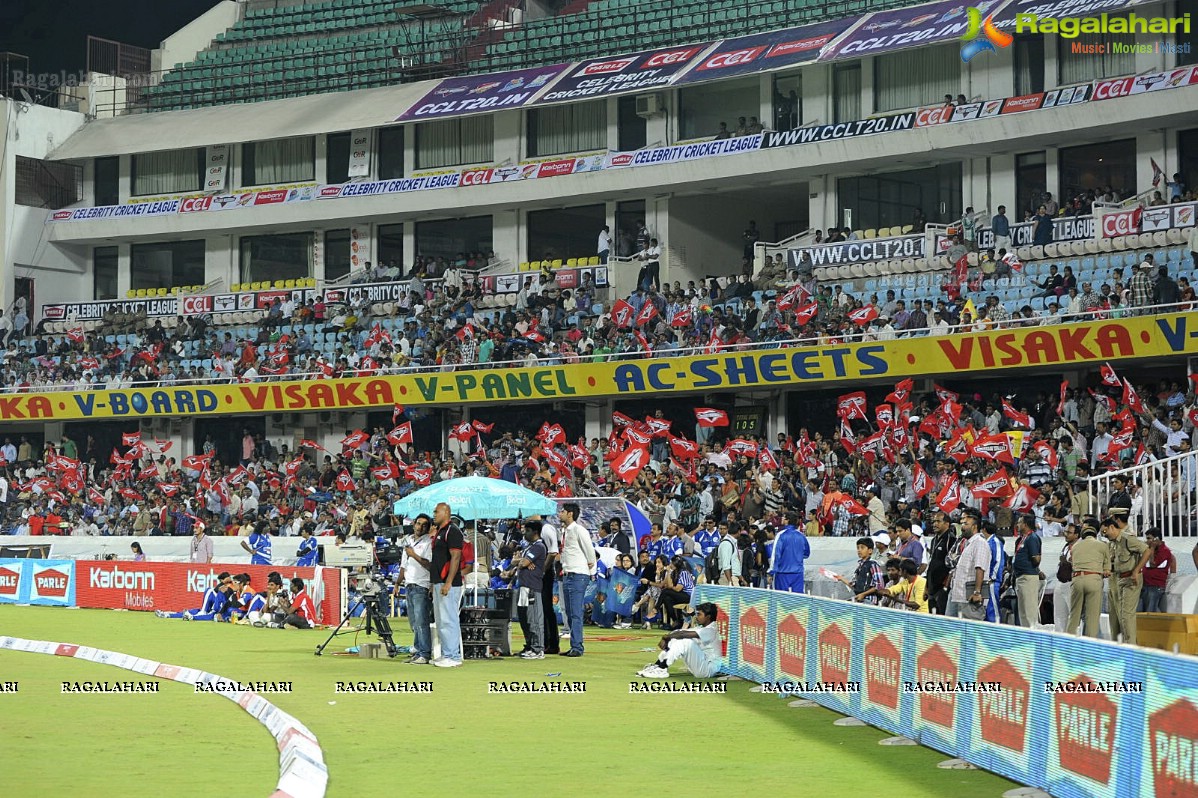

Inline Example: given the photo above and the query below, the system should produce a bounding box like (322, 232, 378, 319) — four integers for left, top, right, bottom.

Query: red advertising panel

(74, 560, 343, 624)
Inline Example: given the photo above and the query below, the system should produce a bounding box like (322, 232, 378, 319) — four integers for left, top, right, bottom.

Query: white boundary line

(0, 635, 328, 798)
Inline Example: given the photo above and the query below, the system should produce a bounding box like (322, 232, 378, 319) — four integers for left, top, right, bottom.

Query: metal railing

(1088, 449, 1198, 537)
(4, 299, 1196, 396)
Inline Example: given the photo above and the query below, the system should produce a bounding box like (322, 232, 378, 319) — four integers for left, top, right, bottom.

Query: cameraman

(399, 514, 433, 665)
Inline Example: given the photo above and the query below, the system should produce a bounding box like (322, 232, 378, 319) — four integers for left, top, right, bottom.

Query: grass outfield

(0, 605, 1020, 798)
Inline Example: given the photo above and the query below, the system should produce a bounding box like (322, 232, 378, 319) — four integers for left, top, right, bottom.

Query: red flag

(65, 326, 85, 343)
(393, 404, 406, 424)
(612, 445, 649, 484)
(857, 431, 887, 464)
(635, 302, 659, 327)
(875, 403, 894, 430)
(1133, 443, 1153, 466)
(633, 330, 652, 354)
(1057, 380, 1069, 417)
(88, 487, 107, 505)
(912, 463, 932, 498)
(611, 411, 634, 428)
(569, 444, 590, 469)
(122, 432, 140, 447)
(935, 474, 961, 513)
(471, 420, 494, 434)
(453, 323, 474, 342)
(970, 432, 1016, 465)
(704, 329, 722, 355)
(1005, 484, 1041, 513)
(886, 378, 914, 406)
(540, 423, 566, 447)
(611, 299, 635, 328)
(670, 307, 694, 328)
(758, 447, 780, 472)
(726, 439, 759, 459)
(525, 329, 548, 344)
(775, 283, 806, 311)
(371, 463, 399, 482)
(449, 422, 474, 442)
(792, 301, 819, 326)
(158, 483, 181, 497)
(671, 457, 698, 484)
(1100, 363, 1121, 387)
(118, 487, 143, 502)
(847, 305, 879, 326)
(694, 408, 729, 427)
(78, 356, 100, 370)
(971, 470, 1013, 499)
(138, 464, 160, 482)
(837, 391, 868, 421)
(644, 417, 672, 438)
(387, 423, 413, 446)
(834, 494, 870, 516)
(624, 425, 653, 447)
(181, 454, 211, 471)
(1033, 440, 1059, 469)
(839, 419, 857, 455)
(1001, 399, 1032, 429)
(408, 467, 432, 486)
(341, 430, 369, 449)
(934, 384, 959, 404)
(669, 436, 699, 461)
(335, 469, 356, 492)
(1121, 378, 1145, 415)
(284, 456, 305, 477)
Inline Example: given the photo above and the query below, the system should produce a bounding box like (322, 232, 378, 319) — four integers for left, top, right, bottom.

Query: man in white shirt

(539, 518, 561, 655)
(946, 514, 991, 620)
(636, 602, 723, 679)
(927, 311, 952, 336)
(597, 225, 611, 264)
(557, 502, 596, 657)
(398, 514, 433, 664)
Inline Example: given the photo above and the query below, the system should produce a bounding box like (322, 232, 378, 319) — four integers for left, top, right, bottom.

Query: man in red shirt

(1139, 528, 1175, 613)
(282, 577, 316, 629)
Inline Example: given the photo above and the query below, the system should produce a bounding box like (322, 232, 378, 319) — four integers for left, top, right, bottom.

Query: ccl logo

(960, 7, 1012, 62)
(700, 47, 765, 70)
(643, 47, 699, 68)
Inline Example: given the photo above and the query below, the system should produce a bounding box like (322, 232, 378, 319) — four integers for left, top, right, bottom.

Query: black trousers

(541, 568, 559, 653)
(658, 588, 690, 628)
(282, 613, 311, 629)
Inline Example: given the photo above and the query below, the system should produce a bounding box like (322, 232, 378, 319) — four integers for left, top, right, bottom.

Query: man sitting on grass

(636, 602, 722, 679)
(282, 577, 317, 629)
(156, 572, 235, 620)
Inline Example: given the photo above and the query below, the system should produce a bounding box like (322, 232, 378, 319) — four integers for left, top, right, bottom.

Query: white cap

(872, 532, 891, 547)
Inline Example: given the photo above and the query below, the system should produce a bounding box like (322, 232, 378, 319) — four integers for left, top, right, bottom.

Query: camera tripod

(314, 593, 399, 658)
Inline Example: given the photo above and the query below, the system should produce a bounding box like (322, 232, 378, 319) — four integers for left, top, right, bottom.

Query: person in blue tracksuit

(156, 572, 233, 620)
(296, 525, 320, 567)
(982, 519, 1006, 623)
(770, 512, 810, 594)
(241, 521, 272, 565)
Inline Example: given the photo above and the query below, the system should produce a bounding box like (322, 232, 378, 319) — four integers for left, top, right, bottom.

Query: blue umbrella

(392, 476, 558, 521)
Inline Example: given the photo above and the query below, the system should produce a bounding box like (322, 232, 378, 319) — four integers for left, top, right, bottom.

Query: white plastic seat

(1152, 231, 1168, 247)
(1097, 236, 1113, 252)
(1138, 232, 1155, 248)
(1167, 228, 1184, 244)
(1112, 235, 1128, 251)
(1071, 241, 1088, 256)
(1029, 245, 1045, 260)
(1044, 242, 1059, 258)
(1084, 239, 1100, 254)
(849, 263, 865, 278)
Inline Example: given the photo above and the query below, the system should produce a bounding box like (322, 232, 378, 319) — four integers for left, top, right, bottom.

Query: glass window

(415, 116, 493, 169)
(324, 229, 352, 282)
(527, 204, 605, 262)
(93, 246, 119, 300)
(378, 127, 404, 180)
(239, 233, 313, 285)
(242, 137, 315, 186)
(94, 156, 120, 205)
(1057, 15, 1137, 84)
(131, 148, 203, 196)
(1058, 139, 1137, 204)
(527, 99, 607, 157)
(678, 77, 759, 140)
(378, 223, 404, 277)
(833, 63, 860, 124)
(15, 157, 82, 208)
(1013, 35, 1045, 96)
(326, 132, 351, 184)
(837, 162, 962, 230)
(772, 72, 802, 131)
(130, 240, 206, 290)
(874, 45, 958, 113)
(617, 96, 646, 152)
(414, 217, 491, 261)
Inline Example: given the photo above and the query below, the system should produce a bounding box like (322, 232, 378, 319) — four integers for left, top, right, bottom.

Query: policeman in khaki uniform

(1067, 522, 1110, 638)
(1101, 508, 1151, 644)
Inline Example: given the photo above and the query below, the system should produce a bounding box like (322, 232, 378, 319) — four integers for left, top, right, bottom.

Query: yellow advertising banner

(2, 312, 1195, 422)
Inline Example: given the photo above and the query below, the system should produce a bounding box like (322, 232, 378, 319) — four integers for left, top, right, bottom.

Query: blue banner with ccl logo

(0, 558, 77, 606)
(693, 584, 1198, 798)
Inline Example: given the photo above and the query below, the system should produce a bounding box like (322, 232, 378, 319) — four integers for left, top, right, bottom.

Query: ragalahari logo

(961, 7, 1013, 62)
